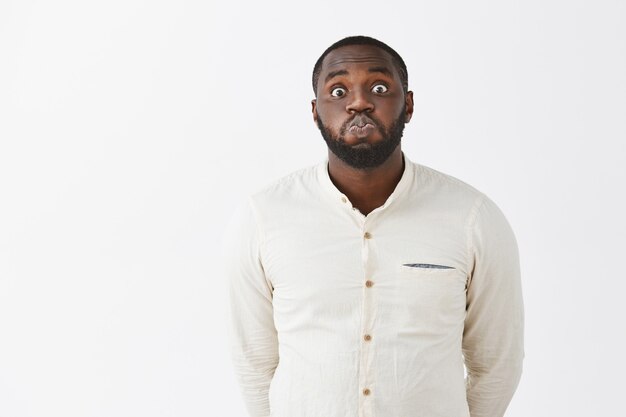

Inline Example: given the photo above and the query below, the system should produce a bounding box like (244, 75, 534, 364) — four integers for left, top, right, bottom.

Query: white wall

(1, 1, 624, 416)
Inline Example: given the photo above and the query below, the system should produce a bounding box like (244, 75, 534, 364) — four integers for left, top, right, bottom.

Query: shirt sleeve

(463, 194, 525, 417)
(222, 197, 279, 417)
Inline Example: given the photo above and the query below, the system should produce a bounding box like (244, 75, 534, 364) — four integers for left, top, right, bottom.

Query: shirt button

(364, 232, 372, 239)
(363, 388, 371, 396)
(364, 334, 372, 341)
(365, 280, 374, 288)
(341, 196, 347, 203)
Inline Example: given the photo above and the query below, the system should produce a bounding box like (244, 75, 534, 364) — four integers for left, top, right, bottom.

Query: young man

(224, 35, 524, 417)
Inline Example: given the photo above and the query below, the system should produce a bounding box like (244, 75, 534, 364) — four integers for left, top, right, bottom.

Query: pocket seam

(402, 263, 455, 270)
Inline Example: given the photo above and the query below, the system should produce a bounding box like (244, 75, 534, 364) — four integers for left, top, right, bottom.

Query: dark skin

(312, 45, 414, 215)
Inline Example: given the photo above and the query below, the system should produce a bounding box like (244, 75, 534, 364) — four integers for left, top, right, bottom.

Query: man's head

(311, 36, 413, 169)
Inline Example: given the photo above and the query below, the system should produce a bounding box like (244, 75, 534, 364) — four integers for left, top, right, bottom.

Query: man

(224, 35, 524, 417)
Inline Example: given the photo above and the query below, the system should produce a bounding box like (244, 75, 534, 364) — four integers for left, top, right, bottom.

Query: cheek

(374, 97, 404, 115)
(318, 107, 346, 131)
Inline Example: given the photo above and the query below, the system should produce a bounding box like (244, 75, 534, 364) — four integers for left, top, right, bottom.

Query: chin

(344, 133, 382, 145)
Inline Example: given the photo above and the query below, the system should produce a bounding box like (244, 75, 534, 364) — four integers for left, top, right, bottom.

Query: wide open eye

(330, 87, 346, 97)
(372, 84, 388, 94)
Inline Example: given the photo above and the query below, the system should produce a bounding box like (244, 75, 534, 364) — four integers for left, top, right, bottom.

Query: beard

(316, 106, 406, 169)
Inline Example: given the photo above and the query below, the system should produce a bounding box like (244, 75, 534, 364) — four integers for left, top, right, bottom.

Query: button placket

(359, 221, 375, 415)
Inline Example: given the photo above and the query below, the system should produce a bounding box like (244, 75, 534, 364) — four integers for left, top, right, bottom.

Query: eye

(372, 84, 388, 94)
(330, 87, 347, 97)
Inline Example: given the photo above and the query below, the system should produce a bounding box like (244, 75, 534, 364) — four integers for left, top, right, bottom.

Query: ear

(404, 91, 414, 123)
(311, 99, 318, 124)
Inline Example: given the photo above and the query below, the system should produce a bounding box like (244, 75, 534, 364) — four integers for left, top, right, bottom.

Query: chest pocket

(394, 263, 468, 328)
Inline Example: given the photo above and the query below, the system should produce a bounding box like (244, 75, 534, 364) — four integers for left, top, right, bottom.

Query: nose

(346, 88, 374, 114)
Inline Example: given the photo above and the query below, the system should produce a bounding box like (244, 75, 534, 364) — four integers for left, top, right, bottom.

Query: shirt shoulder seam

(251, 162, 321, 198)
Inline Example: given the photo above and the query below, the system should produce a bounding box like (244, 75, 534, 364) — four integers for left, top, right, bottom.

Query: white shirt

(223, 152, 524, 417)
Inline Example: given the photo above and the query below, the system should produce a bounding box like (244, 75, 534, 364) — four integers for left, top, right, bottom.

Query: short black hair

(312, 35, 408, 96)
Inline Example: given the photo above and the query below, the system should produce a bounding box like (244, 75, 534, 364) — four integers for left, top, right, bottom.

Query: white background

(1, 0, 625, 416)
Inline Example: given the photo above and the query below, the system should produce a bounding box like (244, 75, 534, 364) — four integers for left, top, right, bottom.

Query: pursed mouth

(348, 123, 375, 135)
(346, 114, 376, 136)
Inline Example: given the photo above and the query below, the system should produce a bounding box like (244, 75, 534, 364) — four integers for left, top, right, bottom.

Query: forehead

(320, 45, 397, 78)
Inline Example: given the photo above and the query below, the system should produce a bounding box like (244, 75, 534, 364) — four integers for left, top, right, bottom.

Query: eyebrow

(324, 66, 394, 83)
(367, 66, 393, 77)
(325, 69, 349, 83)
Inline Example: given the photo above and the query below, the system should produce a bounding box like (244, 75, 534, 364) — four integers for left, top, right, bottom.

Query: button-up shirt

(223, 152, 524, 417)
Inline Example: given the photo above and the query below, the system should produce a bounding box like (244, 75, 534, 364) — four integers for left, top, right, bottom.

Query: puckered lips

(344, 115, 377, 138)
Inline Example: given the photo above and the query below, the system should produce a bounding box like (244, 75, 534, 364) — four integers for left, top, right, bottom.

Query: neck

(327, 147, 404, 216)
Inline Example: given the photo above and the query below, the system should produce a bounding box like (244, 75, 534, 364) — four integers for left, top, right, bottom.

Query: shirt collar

(317, 151, 414, 211)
